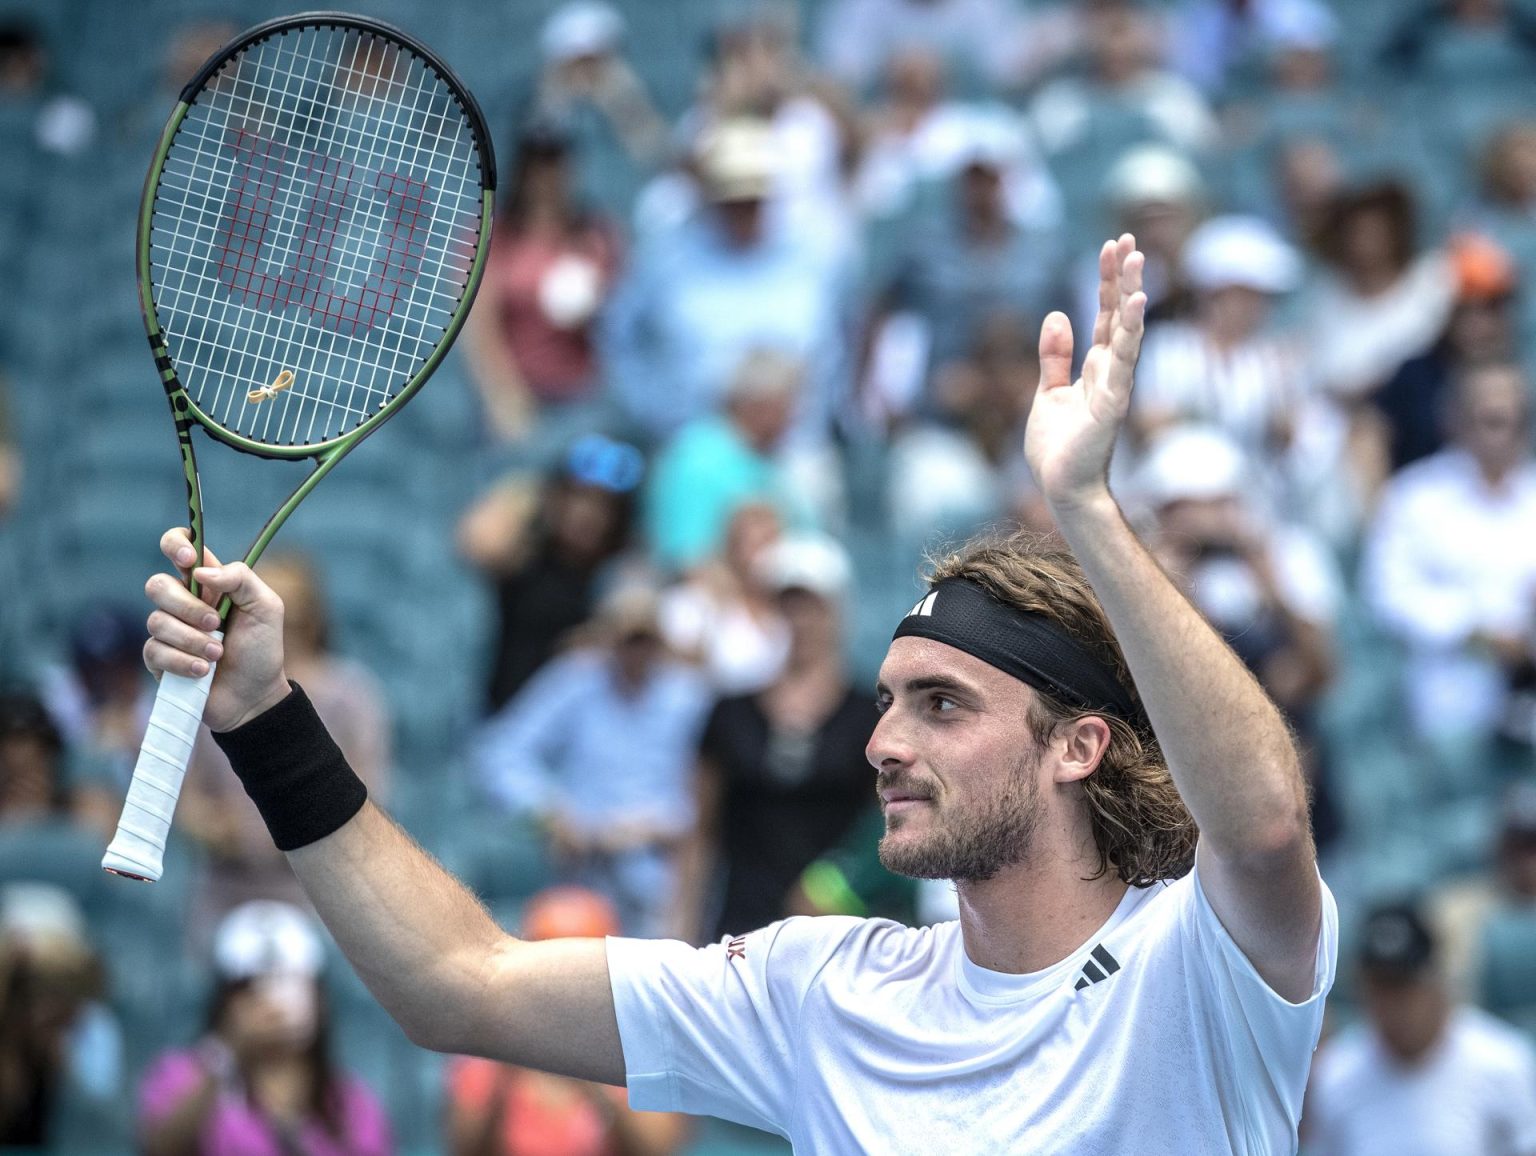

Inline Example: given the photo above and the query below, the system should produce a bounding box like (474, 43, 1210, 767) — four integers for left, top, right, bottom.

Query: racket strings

(150, 23, 483, 448)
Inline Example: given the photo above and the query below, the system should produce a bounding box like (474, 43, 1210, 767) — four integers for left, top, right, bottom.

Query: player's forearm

(1052, 492, 1310, 860)
(287, 802, 509, 1052)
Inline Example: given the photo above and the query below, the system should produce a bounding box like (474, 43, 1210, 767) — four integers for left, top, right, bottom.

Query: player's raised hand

(144, 528, 291, 732)
(1024, 234, 1147, 513)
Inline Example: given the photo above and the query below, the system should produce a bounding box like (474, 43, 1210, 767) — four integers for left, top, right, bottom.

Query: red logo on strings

(211, 127, 430, 336)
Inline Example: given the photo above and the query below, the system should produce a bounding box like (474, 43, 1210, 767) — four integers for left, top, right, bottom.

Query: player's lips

(880, 789, 934, 810)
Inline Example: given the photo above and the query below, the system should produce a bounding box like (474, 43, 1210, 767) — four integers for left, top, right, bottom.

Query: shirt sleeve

(604, 917, 863, 1135)
(1175, 861, 1339, 1141)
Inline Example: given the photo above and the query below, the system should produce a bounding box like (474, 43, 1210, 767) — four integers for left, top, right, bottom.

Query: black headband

(892, 578, 1141, 720)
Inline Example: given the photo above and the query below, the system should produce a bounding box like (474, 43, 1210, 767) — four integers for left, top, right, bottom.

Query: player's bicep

(462, 937, 627, 1086)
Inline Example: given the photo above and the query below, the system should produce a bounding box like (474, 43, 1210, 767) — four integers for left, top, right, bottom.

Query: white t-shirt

(1306, 1006, 1536, 1156)
(607, 864, 1338, 1153)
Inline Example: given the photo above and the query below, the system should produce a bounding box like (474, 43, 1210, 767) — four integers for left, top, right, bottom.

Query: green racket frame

(136, 11, 496, 610)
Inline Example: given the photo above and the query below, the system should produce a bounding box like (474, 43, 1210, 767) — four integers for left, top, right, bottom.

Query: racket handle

(102, 633, 221, 882)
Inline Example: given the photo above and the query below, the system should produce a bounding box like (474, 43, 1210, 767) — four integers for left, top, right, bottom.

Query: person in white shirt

(136, 237, 1336, 1154)
(1364, 363, 1536, 755)
(1305, 902, 1536, 1156)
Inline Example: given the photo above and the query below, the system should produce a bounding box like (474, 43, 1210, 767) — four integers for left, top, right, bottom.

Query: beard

(876, 751, 1042, 883)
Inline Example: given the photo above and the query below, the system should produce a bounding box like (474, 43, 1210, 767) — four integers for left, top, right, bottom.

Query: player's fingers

(1092, 240, 1117, 347)
(1038, 312, 1075, 391)
(1108, 291, 1149, 394)
(1120, 244, 1144, 300)
(146, 609, 224, 663)
(191, 562, 278, 618)
(145, 572, 222, 631)
(159, 527, 225, 576)
(144, 637, 212, 681)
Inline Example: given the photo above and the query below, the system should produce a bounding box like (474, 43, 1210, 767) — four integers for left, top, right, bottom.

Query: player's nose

(866, 708, 916, 772)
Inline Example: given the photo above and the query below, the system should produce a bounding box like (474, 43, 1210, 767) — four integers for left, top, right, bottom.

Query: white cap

(1134, 424, 1249, 505)
(1183, 214, 1302, 295)
(756, 532, 853, 601)
(541, 1, 624, 63)
(0, 883, 87, 950)
(213, 901, 325, 980)
(1104, 145, 1205, 209)
(945, 107, 1027, 173)
(696, 118, 778, 202)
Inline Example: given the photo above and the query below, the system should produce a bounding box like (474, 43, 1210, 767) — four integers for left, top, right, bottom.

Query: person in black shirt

(679, 533, 880, 943)
(457, 435, 643, 714)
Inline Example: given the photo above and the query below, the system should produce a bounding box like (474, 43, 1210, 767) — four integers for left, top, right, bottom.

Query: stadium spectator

(1132, 215, 1304, 447)
(658, 502, 790, 697)
(0, 691, 116, 845)
(1305, 182, 1458, 405)
(1129, 214, 1346, 527)
(642, 348, 817, 574)
(1165, 0, 1337, 96)
(463, 122, 622, 444)
(522, 2, 666, 221)
(1304, 901, 1536, 1156)
(817, 0, 1019, 94)
(444, 887, 687, 1156)
(177, 555, 392, 950)
(1475, 782, 1536, 1029)
(459, 434, 643, 715)
(1381, 0, 1536, 86)
(474, 587, 711, 936)
(1375, 233, 1521, 470)
(1265, 136, 1346, 248)
(1133, 424, 1341, 847)
(1364, 364, 1536, 772)
(678, 533, 875, 943)
(601, 117, 855, 440)
(39, 607, 150, 799)
(1072, 144, 1207, 337)
(867, 107, 1062, 401)
(1432, 782, 1536, 1020)
(0, 883, 123, 1150)
(885, 314, 1050, 549)
(1029, 2, 1219, 182)
(686, 4, 859, 259)
(854, 56, 1062, 233)
(1469, 121, 1536, 307)
(138, 901, 392, 1156)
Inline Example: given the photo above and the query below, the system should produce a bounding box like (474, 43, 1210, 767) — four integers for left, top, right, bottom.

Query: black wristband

(211, 682, 368, 852)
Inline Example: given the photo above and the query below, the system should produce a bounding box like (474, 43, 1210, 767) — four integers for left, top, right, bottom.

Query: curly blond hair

(926, 530, 1197, 886)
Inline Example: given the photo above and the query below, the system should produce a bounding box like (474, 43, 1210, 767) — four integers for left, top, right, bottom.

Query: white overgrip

(101, 633, 221, 882)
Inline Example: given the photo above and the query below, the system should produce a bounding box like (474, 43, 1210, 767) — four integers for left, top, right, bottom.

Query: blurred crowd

(6, 0, 1536, 1151)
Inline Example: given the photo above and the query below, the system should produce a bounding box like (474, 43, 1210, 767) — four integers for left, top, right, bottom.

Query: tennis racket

(102, 12, 495, 882)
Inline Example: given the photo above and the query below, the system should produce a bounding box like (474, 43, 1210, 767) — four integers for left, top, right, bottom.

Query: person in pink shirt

(138, 901, 392, 1156)
(465, 122, 622, 442)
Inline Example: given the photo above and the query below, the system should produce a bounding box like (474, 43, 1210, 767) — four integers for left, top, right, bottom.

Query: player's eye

(874, 694, 893, 715)
(931, 695, 959, 713)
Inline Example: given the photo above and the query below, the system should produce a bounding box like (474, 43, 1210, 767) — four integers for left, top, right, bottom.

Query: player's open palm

(144, 528, 291, 733)
(1024, 234, 1147, 511)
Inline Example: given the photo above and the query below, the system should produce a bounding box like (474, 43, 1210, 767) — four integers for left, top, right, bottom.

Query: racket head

(138, 12, 496, 460)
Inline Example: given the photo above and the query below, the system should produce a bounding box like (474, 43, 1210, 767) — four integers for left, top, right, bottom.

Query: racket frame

(136, 10, 496, 599)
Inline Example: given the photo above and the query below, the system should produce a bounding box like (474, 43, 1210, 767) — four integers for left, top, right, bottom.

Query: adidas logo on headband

(905, 591, 938, 619)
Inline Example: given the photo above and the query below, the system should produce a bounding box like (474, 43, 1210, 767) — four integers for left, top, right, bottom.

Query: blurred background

(3, 0, 1536, 1151)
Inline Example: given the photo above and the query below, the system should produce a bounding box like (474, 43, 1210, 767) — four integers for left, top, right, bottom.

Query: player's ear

(1051, 715, 1112, 784)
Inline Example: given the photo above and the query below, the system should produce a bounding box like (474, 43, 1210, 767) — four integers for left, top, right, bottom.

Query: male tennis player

(141, 236, 1335, 1154)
